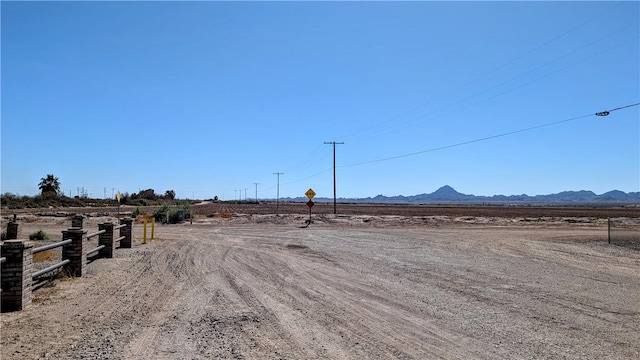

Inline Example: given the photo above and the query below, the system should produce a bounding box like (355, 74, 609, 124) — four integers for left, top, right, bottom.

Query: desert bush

(131, 199, 149, 206)
(152, 203, 193, 223)
(180, 203, 193, 219)
(153, 204, 171, 222)
(131, 207, 144, 218)
(29, 230, 50, 241)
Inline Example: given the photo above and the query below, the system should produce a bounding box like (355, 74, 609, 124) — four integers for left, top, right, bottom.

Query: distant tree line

(1, 174, 191, 209)
(117, 189, 178, 205)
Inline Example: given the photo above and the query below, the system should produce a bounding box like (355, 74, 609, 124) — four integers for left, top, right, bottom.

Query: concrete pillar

(98, 223, 115, 258)
(1, 240, 33, 312)
(119, 218, 133, 248)
(71, 215, 84, 229)
(62, 229, 87, 277)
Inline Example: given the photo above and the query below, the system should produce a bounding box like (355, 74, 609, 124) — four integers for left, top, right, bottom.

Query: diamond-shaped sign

(306, 200, 315, 208)
(305, 188, 316, 200)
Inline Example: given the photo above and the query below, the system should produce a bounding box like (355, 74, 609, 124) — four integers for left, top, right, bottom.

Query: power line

(345, 33, 639, 146)
(268, 7, 635, 193)
(344, 29, 638, 144)
(606, 103, 640, 113)
(269, 103, 638, 191)
(339, 103, 639, 168)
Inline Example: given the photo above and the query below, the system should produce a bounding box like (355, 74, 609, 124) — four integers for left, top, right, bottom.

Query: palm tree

(38, 174, 61, 196)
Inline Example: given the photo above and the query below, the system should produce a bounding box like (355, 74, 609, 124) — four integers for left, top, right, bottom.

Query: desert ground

(1, 203, 639, 359)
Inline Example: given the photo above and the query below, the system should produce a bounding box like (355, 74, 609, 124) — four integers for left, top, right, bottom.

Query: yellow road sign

(305, 188, 316, 200)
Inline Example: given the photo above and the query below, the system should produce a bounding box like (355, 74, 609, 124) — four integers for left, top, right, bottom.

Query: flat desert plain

(1, 203, 639, 359)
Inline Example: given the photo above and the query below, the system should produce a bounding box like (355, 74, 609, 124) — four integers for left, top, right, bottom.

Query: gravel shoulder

(1, 214, 639, 359)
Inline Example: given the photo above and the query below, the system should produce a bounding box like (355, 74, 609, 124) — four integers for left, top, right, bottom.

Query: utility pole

(112, 188, 115, 199)
(253, 183, 259, 203)
(235, 189, 238, 201)
(104, 187, 106, 199)
(324, 141, 344, 215)
(273, 172, 284, 213)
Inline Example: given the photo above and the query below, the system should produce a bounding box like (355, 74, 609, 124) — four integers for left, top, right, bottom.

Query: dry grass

(22, 215, 40, 223)
(215, 211, 233, 219)
(32, 286, 59, 303)
(135, 214, 154, 223)
(33, 250, 61, 262)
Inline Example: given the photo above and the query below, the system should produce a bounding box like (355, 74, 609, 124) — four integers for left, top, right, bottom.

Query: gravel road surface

(1, 216, 639, 359)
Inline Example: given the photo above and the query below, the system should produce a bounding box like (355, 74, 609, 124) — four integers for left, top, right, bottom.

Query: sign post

(305, 188, 316, 224)
(116, 191, 122, 218)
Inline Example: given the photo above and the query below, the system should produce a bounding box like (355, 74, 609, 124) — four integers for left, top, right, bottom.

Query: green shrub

(154, 204, 172, 222)
(131, 207, 143, 218)
(180, 203, 193, 219)
(29, 230, 50, 241)
(151, 203, 193, 223)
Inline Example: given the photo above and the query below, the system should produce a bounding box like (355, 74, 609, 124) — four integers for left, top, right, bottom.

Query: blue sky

(1, 1, 639, 200)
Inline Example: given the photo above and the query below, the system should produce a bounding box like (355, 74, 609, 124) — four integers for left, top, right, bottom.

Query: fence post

(119, 218, 133, 248)
(98, 223, 115, 258)
(71, 215, 84, 229)
(607, 218, 611, 244)
(62, 229, 87, 277)
(6, 221, 19, 240)
(1, 240, 33, 312)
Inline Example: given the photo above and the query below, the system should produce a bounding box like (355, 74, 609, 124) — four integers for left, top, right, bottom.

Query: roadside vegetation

(2, 173, 200, 209)
(29, 230, 50, 241)
(0, 191, 198, 209)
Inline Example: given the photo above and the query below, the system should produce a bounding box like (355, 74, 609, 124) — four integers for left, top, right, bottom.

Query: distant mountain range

(281, 185, 640, 205)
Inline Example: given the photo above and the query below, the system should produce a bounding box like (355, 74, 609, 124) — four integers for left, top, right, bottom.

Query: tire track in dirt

(2, 222, 639, 359)
(298, 227, 640, 359)
(204, 227, 493, 359)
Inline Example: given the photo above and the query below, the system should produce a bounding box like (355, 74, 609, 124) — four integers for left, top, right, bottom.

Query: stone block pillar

(119, 218, 133, 248)
(98, 223, 115, 258)
(1, 240, 33, 312)
(71, 215, 84, 229)
(62, 229, 87, 277)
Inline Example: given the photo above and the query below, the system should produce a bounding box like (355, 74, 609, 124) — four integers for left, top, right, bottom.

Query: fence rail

(87, 244, 106, 255)
(87, 229, 106, 239)
(32, 260, 71, 279)
(31, 239, 75, 280)
(32, 239, 72, 255)
(2, 217, 135, 312)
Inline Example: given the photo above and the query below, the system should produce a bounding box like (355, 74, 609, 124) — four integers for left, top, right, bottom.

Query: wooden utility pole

(253, 183, 259, 203)
(273, 173, 284, 213)
(324, 141, 344, 215)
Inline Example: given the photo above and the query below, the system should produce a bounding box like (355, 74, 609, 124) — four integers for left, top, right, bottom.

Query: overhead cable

(338, 103, 639, 168)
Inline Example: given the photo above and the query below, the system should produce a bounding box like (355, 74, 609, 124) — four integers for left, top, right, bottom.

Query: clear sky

(1, 1, 639, 201)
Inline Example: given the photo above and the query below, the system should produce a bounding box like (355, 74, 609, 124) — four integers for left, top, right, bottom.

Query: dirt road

(2, 217, 639, 359)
